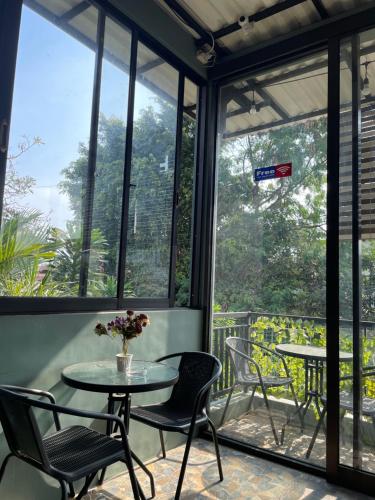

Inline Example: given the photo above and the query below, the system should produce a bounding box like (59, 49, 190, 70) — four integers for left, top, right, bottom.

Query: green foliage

(0, 211, 57, 296)
(60, 105, 195, 303)
(215, 119, 328, 316)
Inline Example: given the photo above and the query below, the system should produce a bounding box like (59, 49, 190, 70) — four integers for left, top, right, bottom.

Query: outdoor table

(275, 344, 352, 446)
(62, 359, 179, 493)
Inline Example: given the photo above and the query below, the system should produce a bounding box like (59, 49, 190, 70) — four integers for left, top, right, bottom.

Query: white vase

(116, 353, 133, 373)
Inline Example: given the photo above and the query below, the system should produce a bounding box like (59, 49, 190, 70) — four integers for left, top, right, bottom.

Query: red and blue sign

(254, 162, 292, 182)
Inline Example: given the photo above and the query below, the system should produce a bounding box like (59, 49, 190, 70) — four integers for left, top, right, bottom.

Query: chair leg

(0, 453, 13, 484)
(175, 425, 195, 500)
(260, 385, 279, 446)
(59, 480, 68, 500)
(207, 418, 224, 481)
(220, 384, 236, 427)
(68, 482, 75, 498)
(290, 381, 304, 430)
(247, 385, 256, 412)
(159, 429, 166, 458)
(131, 451, 156, 499)
(75, 472, 96, 500)
(306, 407, 326, 459)
(121, 443, 141, 500)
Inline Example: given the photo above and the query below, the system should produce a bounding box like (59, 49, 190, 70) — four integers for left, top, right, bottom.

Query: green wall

(0, 308, 202, 499)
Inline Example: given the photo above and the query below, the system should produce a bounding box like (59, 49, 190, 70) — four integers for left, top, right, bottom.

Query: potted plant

(95, 311, 150, 373)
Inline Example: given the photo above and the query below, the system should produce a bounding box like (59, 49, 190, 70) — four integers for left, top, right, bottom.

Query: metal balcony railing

(211, 311, 375, 398)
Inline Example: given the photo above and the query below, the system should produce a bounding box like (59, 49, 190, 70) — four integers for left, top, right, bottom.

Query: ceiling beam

(209, 4, 375, 80)
(310, 0, 329, 20)
(200, 0, 307, 42)
(226, 42, 375, 99)
(247, 80, 289, 119)
(162, 0, 229, 56)
(138, 58, 164, 74)
(223, 108, 326, 139)
(223, 95, 375, 139)
(59, 1, 90, 23)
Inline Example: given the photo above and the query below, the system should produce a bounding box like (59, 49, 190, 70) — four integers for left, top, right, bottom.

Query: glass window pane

(1, 3, 97, 297)
(175, 79, 198, 307)
(86, 18, 132, 297)
(124, 43, 178, 298)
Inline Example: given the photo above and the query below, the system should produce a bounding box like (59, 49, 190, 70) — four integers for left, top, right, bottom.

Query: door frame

(202, 9, 375, 496)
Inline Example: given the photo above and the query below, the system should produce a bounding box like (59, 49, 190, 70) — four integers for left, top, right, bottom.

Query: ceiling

(156, 0, 374, 55)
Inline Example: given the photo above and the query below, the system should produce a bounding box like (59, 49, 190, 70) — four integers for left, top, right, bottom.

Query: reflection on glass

(1, 4, 96, 297)
(211, 52, 328, 466)
(124, 43, 178, 298)
(175, 79, 198, 307)
(86, 18, 131, 297)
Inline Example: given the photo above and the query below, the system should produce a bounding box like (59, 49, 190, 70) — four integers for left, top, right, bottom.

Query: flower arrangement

(95, 310, 150, 355)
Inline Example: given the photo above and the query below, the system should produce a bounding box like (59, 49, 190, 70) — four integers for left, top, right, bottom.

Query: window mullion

(167, 74, 185, 307)
(78, 9, 105, 296)
(116, 30, 138, 307)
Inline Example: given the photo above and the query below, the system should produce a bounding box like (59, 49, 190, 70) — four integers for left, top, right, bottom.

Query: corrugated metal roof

(156, 0, 374, 53)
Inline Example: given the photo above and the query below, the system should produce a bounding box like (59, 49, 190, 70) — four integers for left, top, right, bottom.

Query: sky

(7, 5, 160, 228)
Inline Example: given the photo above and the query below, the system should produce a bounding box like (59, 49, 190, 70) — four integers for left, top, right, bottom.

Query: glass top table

(275, 343, 353, 362)
(61, 360, 179, 394)
(62, 359, 179, 490)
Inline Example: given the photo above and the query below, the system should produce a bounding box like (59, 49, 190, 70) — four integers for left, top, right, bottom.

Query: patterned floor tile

(84, 439, 371, 500)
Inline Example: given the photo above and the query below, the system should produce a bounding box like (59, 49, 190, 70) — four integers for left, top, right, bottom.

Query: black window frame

(0, 0, 206, 314)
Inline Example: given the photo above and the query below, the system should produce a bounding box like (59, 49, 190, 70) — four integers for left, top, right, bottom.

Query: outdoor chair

(0, 385, 141, 500)
(222, 336, 302, 445)
(130, 351, 223, 500)
(306, 366, 375, 458)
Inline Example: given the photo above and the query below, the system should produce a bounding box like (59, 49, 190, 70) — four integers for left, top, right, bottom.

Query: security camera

(238, 15, 254, 38)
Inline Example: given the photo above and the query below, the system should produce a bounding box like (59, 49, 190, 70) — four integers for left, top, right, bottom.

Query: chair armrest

(8, 392, 128, 440)
(155, 352, 185, 363)
(2, 385, 61, 430)
(1, 385, 56, 403)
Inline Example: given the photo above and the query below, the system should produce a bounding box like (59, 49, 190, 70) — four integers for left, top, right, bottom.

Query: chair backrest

(166, 352, 221, 415)
(0, 386, 49, 470)
(226, 336, 256, 382)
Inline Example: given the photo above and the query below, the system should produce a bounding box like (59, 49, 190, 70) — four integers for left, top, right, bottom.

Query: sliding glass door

(211, 51, 329, 466)
(338, 28, 375, 476)
(209, 25, 375, 488)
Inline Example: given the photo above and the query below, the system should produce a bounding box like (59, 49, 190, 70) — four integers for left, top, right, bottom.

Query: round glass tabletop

(275, 343, 353, 362)
(61, 360, 179, 393)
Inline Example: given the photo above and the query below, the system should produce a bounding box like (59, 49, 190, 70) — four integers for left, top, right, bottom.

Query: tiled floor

(218, 406, 375, 473)
(85, 439, 371, 499)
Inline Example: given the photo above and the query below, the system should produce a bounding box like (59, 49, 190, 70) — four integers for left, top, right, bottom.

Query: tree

(4, 136, 42, 219)
(214, 118, 328, 316)
(60, 102, 195, 303)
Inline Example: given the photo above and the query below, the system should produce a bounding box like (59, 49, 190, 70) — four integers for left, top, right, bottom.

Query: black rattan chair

(130, 352, 223, 500)
(0, 385, 141, 500)
(222, 337, 302, 445)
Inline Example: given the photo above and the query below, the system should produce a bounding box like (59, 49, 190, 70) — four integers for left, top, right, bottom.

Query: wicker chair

(0, 385, 141, 500)
(130, 352, 223, 500)
(222, 337, 302, 445)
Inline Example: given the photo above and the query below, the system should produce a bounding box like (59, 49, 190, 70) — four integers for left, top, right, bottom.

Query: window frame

(0, 0, 206, 314)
